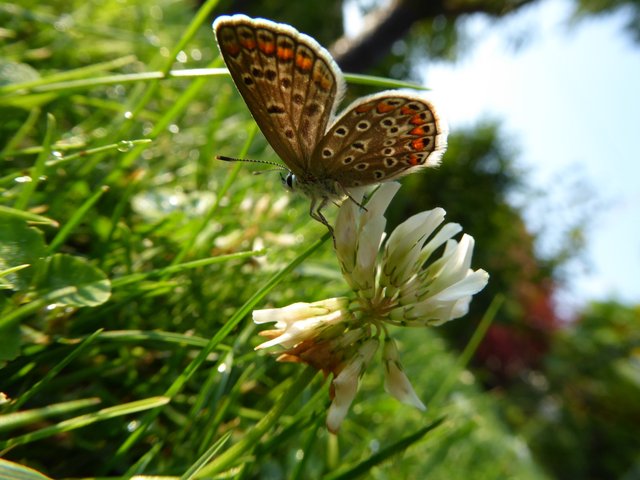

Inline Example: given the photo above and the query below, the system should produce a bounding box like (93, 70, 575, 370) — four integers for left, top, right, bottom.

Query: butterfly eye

(281, 172, 296, 191)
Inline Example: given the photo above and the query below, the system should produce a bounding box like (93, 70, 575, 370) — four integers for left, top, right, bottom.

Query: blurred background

(1, 0, 639, 478)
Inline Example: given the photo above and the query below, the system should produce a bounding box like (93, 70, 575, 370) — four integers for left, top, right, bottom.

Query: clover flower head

(253, 182, 489, 432)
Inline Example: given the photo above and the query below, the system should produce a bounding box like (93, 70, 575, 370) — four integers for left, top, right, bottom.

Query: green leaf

(0, 397, 101, 433)
(0, 396, 171, 449)
(0, 205, 59, 227)
(180, 431, 232, 480)
(0, 60, 40, 86)
(14, 113, 55, 211)
(38, 254, 111, 307)
(0, 265, 30, 292)
(344, 72, 429, 90)
(0, 218, 46, 291)
(0, 311, 20, 361)
(324, 418, 445, 480)
(10, 330, 104, 411)
(0, 459, 52, 480)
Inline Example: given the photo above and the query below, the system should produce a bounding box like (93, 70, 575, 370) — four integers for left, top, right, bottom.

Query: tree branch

(330, 0, 536, 73)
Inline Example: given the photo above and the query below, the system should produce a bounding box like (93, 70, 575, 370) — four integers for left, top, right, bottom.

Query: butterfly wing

(310, 92, 447, 187)
(214, 15, 345, 176)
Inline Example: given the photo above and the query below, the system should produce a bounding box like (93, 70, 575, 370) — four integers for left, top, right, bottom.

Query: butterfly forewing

(214, 15, 345, 175)
(311, 93, 447, 187)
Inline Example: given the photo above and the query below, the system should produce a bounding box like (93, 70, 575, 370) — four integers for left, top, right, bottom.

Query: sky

(409, 0, 640, 309)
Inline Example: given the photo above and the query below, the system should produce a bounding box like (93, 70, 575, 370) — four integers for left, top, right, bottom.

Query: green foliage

(0, 216, 111, 361)
(524, 302, 640, 479)
(219, 0, 345, 47)
(0, 458, 53, 480)
(2, 0, 633, 478)
(0, 218, 47, 292)
(574, 0, 640, 42)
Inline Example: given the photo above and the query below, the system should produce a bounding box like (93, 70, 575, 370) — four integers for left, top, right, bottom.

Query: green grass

(1, 1, 549, 478)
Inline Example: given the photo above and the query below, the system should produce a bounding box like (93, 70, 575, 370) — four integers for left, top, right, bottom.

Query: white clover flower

(254, 297, 353, 350)
(253, 298, 371, 379)
(253, 182, 489, 432)
(336, 183, 489, 327)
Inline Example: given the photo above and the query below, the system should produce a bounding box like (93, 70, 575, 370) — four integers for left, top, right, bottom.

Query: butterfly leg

(333, 184, 369, 213)
(309, 196, 334, 237)
(343, 191, 368, 212)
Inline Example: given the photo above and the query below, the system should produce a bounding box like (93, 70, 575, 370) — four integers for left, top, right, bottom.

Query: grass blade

(0, 396, 170, 450)
(324, 418, 445, 480)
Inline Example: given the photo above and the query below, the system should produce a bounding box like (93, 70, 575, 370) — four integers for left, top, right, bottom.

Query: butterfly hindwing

(310, 92, 447, 187)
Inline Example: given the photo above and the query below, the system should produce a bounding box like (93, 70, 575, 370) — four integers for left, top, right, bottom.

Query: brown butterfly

(214, 15, 447, 231)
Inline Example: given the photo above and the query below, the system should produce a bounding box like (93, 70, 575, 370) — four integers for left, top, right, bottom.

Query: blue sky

(417, 0, 640, 309)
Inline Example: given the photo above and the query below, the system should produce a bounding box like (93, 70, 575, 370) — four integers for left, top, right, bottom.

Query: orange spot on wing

(410, 114, 425, 125)
(295, 54, 313, 71)
(400, 105, 414, 115)
(411, 138, 425, 150)
(258, 40, 275, 55)
(355, 104, 374, 113)
(313, 72, 332, 91)
(240, 38, 256, 50)
(409, 126, 426, 136)
(408, 154, 420, 166)
(223, 43, 241, 56)
(277, 46, 294, 61)
(376, 102, 395, 113)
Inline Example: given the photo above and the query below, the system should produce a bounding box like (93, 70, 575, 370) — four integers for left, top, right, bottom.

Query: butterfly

(213, 14, 447, 232)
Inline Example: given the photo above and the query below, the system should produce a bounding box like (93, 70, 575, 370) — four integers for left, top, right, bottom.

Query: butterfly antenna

(216, 155, 288, 170)
(252, 168, 287, 176)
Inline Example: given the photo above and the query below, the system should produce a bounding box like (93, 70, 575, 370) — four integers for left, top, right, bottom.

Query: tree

(527, 302, 640, 479)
